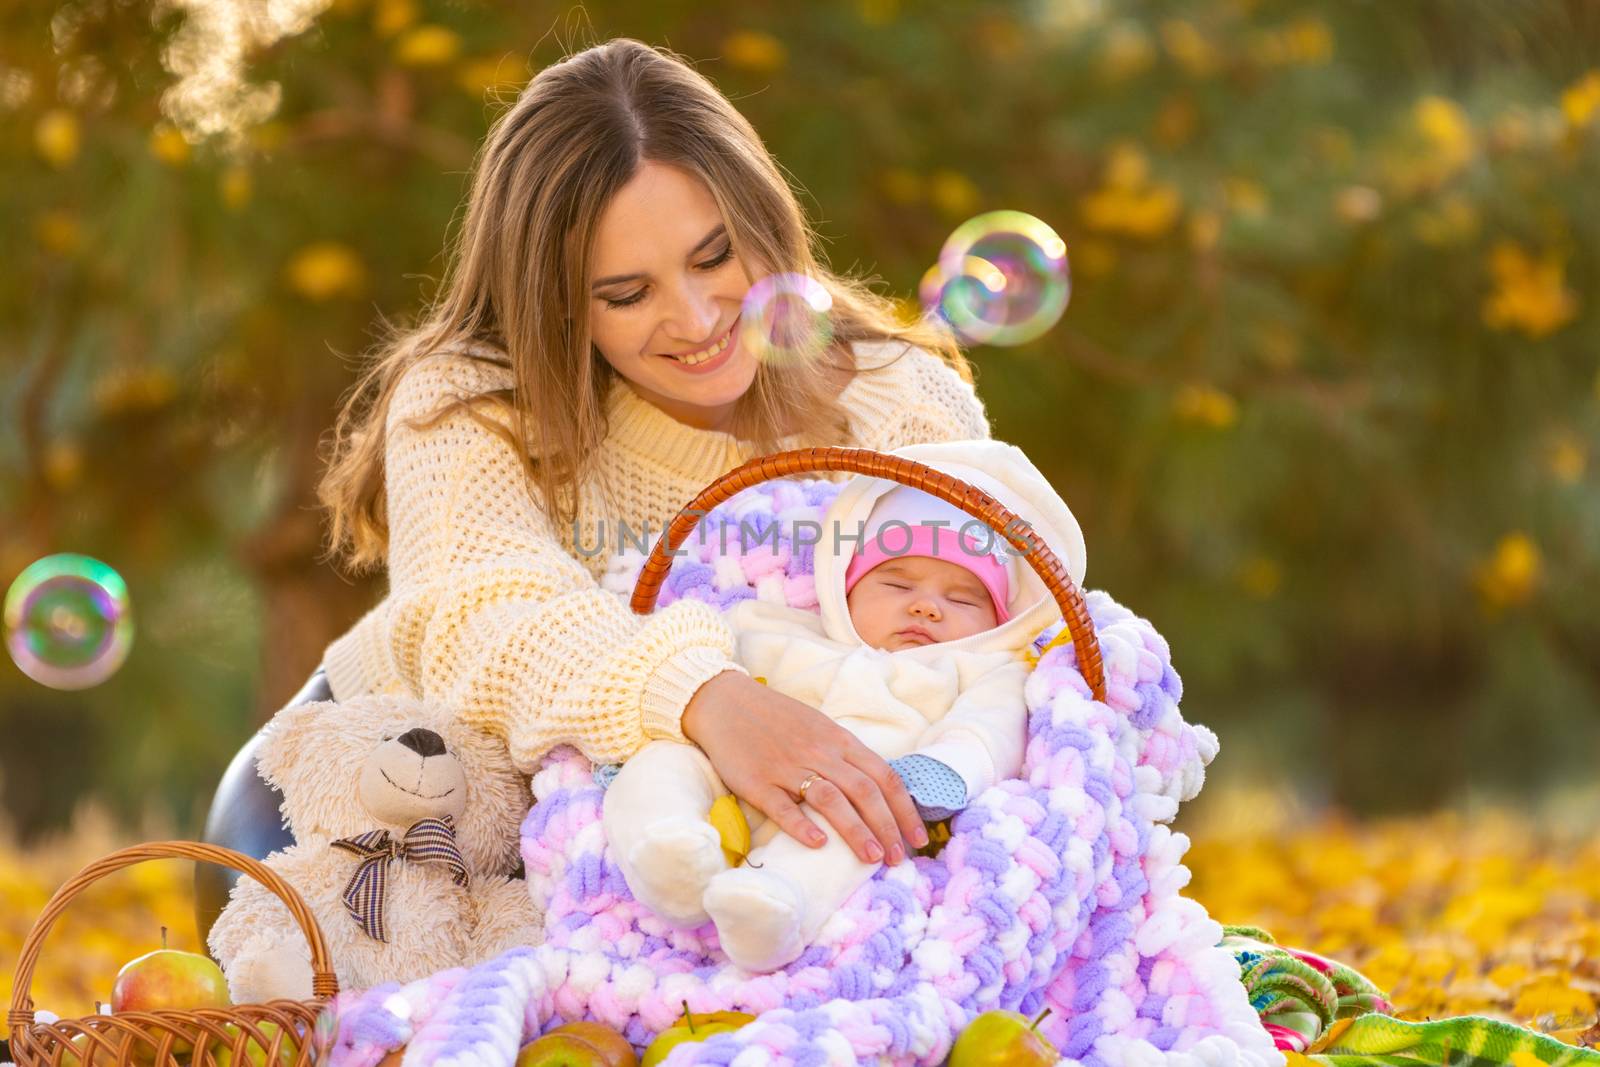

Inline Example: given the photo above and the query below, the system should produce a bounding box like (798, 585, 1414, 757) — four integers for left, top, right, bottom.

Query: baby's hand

(888, 754, 968, 823)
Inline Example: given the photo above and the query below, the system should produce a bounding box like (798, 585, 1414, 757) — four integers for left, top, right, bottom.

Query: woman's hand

(682, 670, 929, 865)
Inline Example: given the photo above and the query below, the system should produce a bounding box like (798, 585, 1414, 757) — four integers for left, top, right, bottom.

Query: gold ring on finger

(795, 772, 824, 804)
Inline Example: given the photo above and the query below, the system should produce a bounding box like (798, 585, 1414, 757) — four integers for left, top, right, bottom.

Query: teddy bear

(207, 694, 543, 1002)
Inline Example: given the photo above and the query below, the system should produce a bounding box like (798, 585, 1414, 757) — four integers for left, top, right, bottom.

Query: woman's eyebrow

(590, 224, 728, 289)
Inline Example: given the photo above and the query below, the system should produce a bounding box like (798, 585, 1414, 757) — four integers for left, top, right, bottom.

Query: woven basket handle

(6, 841, 339, 1031)
(629, 445, 1105, 701)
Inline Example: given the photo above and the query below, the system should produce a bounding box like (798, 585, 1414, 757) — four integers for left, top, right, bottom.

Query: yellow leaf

(928, 169, 980, 219)
(35, 109, 80, 168)
(44, 441, 84, 491)
(1159, 19, 1219, 78)
(878, 167, 923, 206)
(1187, 210, 1222, 251)
(1173, 385, 1238, 429)
(1099, 22, 1154, 82)
(1513, 976, 1596, 1021)
(1225, 177, 1268, 219)
(858, 0, 899, 26)
(395, 25, 461, 67)
(458, 54, 528, 97)
(1237, 557, 1283, 600)
(372, 0, 417, 37)
(1481, 241, 1578, 339)
(1561, 70, 1600, 129)
(707, 794, 750, 868)
(33, 210, 82, 255)
(1548, 435, 1587, 485)
(219, 165, 252, 210)
(285, 241, 367, 302)
(149, 123, 190, 166)
(722, 31, 787, 73)
(1473, 532, 1541, 611)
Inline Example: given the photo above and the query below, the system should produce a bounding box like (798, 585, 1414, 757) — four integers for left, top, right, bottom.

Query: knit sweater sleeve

(853, 344, 994, 450)
(334, 354, 747, 771)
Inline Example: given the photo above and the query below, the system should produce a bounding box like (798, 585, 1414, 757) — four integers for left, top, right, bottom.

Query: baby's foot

(702, 866, 806, 973)
(624, 817, 727, 927)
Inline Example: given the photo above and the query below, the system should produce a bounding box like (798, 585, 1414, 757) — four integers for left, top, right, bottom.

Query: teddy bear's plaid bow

(331, 814, 469, 942)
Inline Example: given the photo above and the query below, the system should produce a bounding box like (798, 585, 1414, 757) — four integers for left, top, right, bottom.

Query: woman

(207, 38, 996, 915)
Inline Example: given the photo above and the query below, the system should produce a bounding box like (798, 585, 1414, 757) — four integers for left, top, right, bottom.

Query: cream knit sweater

(320, 338, 993, 771)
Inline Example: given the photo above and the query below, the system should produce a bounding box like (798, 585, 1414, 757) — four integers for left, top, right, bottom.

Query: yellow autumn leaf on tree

(1416, 96, 1475, 173)
(34, 210, 83, 255)
(1473, 532, 1541, 611)
(722, 31, 787, 73)
(35, 109, 80, 168)
(395, 25, 461, 67)
(285, 242, 367, 301)
(1481, 242, 1577, 339)
(1173, 384, 1239, 429)
(219, 165, 252, 210)
(1561, 70, 1600, 129)
(149, 123, 191, 166)
(1099, 21, 1155, 82)
(1547, 436, 1586, 484)
(1081, 144, 1182, 238)
(372, 0, 417, 37)
(928, 169, 981, 218)
(1160, 19, 1219, 77)
(458, 54, 528, 97)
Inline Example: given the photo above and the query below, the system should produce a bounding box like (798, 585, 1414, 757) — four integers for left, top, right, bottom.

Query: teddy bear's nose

(395, 727, 447, 758)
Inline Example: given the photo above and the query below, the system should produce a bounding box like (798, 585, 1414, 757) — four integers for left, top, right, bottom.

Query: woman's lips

(659, 317, 739, 372)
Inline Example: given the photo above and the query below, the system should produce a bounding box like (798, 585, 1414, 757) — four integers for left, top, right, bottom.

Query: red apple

(948, 1007, 1058, 1067)
(111, 929, 231, 1016)
(516, 1021, 637, 1067)
(641, 1004, 754, 1067)
(110, 928, 231, 1064)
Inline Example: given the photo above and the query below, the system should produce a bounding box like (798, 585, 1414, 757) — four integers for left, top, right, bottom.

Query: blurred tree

(1, 0, 1597, 836)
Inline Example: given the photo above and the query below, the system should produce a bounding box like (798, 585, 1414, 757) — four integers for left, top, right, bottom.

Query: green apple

(59, 1030, 128, 1067)
(948, 1007, 1057, 1067)
(210, 1021, 301, 1066)
(641, 1003, 755, 1067)
(516, 1021, 637, 1067)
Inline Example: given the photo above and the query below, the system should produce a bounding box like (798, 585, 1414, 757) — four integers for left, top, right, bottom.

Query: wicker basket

(7, 842, 339, 1066)
(628, 445, 1106, 701)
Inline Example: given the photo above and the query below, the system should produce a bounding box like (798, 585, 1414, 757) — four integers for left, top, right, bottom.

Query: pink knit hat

(842, 486, 1013, 623)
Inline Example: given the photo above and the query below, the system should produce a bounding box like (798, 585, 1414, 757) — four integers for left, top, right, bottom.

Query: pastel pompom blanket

(320, 477, 1283, 1067)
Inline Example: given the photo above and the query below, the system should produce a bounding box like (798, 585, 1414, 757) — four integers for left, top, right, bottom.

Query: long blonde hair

(317, 37, 972, 575)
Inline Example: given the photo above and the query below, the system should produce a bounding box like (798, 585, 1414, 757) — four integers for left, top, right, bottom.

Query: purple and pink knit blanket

(322, 478, 1282, 1067)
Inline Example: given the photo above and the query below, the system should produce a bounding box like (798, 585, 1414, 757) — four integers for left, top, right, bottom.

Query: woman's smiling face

(587, 160, 759, 432)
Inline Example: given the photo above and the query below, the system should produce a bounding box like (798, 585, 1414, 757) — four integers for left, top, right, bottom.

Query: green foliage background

(2, 0, 1597, 838)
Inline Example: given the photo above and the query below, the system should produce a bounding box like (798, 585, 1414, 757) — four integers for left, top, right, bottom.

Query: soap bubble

(4, 553, 133, 690)
(739, 272, 835, 366)
(921, 210, 1071, 346)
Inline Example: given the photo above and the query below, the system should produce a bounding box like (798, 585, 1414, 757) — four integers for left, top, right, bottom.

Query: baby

(602, 439, 1087, 972)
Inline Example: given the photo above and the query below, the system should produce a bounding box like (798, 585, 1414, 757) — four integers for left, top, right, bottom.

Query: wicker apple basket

(7, 842, 338, 1066)
(627, 445, 1106, 701)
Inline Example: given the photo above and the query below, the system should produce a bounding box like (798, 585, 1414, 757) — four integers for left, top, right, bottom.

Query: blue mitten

(889, 754, 970, 823)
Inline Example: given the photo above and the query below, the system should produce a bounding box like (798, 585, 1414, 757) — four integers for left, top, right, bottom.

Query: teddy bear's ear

(255, 700, 342, 791)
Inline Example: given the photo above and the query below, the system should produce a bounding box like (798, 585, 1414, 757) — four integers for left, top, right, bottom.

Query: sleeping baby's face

(846, 556, 1000, 651)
